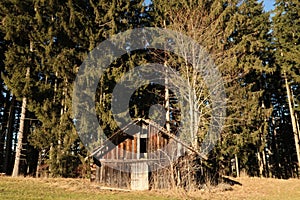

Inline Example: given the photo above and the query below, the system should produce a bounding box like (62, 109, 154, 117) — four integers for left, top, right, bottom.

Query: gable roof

(89, 118, 208, 161)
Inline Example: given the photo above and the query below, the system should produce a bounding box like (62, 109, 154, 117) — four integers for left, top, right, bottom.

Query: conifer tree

(220, 0, 274, 177)
(272, 0, 300, 173)
(1, 0, 37, 176)
(28, 0, 148, 177)
(27, 0, 88, 177)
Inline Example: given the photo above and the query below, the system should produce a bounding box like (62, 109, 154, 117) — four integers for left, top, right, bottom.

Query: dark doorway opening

(140, 138, 147, 153)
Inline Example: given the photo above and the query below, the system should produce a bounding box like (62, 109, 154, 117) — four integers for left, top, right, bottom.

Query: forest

(0, 0, 299, 190)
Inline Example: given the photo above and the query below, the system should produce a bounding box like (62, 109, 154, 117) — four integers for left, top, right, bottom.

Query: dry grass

(0, 176, 299, 200)
(186, 176, 300, 200)
(0, 176, 177, 200)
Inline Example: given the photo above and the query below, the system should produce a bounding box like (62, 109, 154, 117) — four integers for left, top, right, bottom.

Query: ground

(0, 176, 299, 200)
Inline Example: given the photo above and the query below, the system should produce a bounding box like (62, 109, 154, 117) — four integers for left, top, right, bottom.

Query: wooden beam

(141, 118, 208, 161)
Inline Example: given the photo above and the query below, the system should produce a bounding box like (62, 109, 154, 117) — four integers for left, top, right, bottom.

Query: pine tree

(272, 0, 300, 174)
(222, 0, 274, 177)
(27, 0, 148, 177)
(27, 0, 88, 177)
(1, 0, 37, 176)
(0, 12, 17, 172)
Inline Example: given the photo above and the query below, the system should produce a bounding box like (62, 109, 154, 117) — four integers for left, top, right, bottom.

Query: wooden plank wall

(94, 123, 176, 190)
(102, 124, 169, 161)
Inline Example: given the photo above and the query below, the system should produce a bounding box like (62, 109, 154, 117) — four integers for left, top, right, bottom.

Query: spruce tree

(1, 0, 37, 176)
(272, 0, 300, 174)
(220, 0, 274, 177)
(27, 0, 87, 177)
(28, 0, 148, 177)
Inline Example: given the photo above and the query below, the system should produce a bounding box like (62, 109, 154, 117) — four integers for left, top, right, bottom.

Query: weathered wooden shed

(90, 118, 204, 190)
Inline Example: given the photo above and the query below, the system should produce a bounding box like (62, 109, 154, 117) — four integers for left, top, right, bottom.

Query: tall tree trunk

(3, 96, 15, 174)
(296, 113, 300, 142)
(272, 121, 280, 178)
(291, 89, 300, 157)
(235, 154, 239, 177)
(35, 150, 41, 177)
(0, 92, 11, 172)
(49, 143, 54, 177)
(164, 61, 170, 132)
(12, 67, 30, 177)
(284, 72, 300, 172)
(257, 149, 263, 177)
(163, 18, 170, 133)
(57, 77, 68, 176)
(262, 149, 268, 177)
(12, 92, 27, 176)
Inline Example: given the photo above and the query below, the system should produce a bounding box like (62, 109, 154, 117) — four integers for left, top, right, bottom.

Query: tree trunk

(49, 143, 54, 177)
(11, 91, 28, 177)
(235, 154, 239, 177)
(257, 150, 263, 177)
(35, 150, 42, 177)
(3, 96, 16, 174)
(272, 122, 279, 178)
(0, 92, 11, 172)
(262, 149, 268, 177)
(12, 63, 31, 177)
(295, 111, 300, 141)
(164, 64, 170, 132)
(163, 19, 170, 133)
(284, 72, 300, 172)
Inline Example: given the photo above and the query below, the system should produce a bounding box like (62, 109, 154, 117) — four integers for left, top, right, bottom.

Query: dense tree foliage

(269, 0, 300, 177)
(0, 0, 299, 181)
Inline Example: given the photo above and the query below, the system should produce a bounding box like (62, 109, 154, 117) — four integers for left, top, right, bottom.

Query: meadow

(0, 176, 299, 200)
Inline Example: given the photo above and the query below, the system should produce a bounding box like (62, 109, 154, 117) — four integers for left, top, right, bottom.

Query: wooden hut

(90, 118, 204, 190)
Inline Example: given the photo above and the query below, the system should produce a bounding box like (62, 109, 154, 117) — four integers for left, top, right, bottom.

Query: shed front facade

(90, 118, 202, 190)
